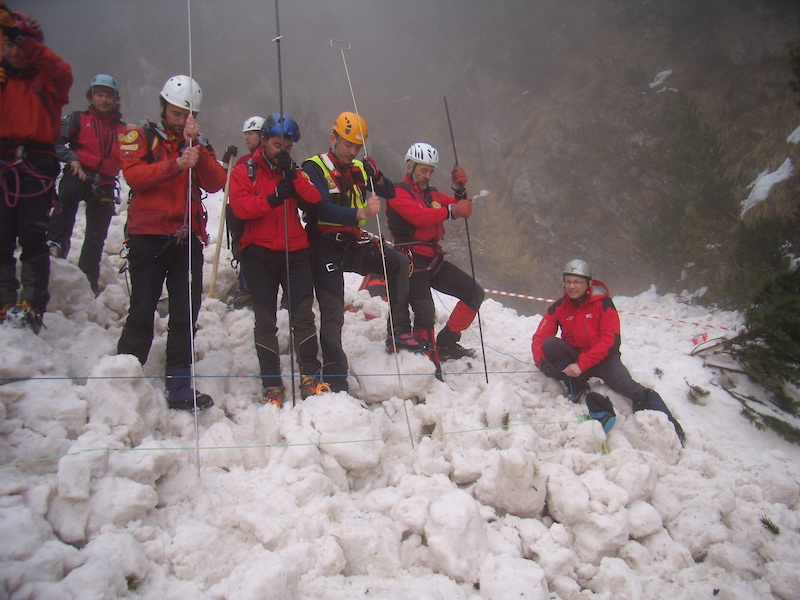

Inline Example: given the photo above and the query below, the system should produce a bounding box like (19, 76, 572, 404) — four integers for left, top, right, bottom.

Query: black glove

(363, 156, 381, 181)
(267, 194, 284, 209)
(276, 178, 293, 200)
(275, 150, 297, 180)
(1, 24, 25, 43)
(221, 145, 238, 166)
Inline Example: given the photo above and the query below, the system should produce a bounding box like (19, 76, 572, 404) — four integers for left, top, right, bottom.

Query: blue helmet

(90, 73, 119, 92)
(263, 112, 300, 142)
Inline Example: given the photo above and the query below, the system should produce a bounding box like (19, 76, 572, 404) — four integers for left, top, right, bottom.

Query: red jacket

(56, 107, 127, 182)
(228, 152, 321, 252)
(386, 174, 456, 257)
(531, 279, 621, 372)
(119, 123, 226, 242)
(0, 36, 72, 147)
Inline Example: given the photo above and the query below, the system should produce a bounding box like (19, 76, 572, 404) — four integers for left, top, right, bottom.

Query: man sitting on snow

(532, 259, 685, 445)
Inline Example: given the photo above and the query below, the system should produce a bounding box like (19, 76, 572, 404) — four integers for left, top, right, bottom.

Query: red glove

(451, 166, 468, 187)
(449, 199, 472, 220)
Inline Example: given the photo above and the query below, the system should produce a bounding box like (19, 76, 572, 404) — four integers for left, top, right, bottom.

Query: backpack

(225, 158, 257, 263)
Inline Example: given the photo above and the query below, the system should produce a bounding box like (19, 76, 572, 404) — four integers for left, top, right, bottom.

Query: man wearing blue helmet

(229, 113, 330, 408)
(47, 74, 128, 295)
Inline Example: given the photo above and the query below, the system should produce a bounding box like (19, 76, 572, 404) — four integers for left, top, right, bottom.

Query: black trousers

(309, 234, 411, 392)
(408, 254, 484, 335)
(117, 234, 203, 369)
(0, 152, 58, 313)
(540, 336, 680, 424)
(241, 245, 321, 390)
(48, 171, 116, 294)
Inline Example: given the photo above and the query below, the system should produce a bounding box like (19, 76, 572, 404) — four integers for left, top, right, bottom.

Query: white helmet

(405, 142, 439, 166)
(242, 116, 265, 133)
(160, 75, 202, 111)
(563, 259, 592, 280)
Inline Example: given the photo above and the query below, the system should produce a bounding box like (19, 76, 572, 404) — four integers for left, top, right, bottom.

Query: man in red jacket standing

(47, 73, 128, 295)
(116, 75, 226, 412)
(532, 259, 685, 444)
(386, 142, 485, 362)
(0, 6, 72, 333)
(229, 113, 330, 408)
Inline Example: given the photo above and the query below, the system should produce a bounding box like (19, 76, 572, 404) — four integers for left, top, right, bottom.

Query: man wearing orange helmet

(302, 112, 421, 394)
(0, 4, 72, 334)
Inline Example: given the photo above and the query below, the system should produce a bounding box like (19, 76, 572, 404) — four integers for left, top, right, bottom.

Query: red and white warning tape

(483, 288, 734, 334)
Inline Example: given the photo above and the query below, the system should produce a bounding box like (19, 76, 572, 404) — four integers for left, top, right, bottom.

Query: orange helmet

(332, 112, 368, 144)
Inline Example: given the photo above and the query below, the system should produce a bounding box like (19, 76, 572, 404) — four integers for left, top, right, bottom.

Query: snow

(788, 124, 800, 144)
(741, 157, 794, 217)
(2, 182, 800, 600)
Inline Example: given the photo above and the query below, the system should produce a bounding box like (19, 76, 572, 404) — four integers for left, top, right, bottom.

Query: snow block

(425, 489, 488, 583)
(82, 355, 165, 446)
(474, 447, 547, 518)
(587, 556, 644, 600)
(479, 554, 549, 600)
(542, 463, 590, 526)
(305, 394, 384, 474)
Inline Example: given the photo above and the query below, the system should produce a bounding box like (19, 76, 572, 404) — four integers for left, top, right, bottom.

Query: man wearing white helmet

(116, 75, 226, 412)
(386, 142, 484, 362)
(532, 259, 686, 445)
(240, 116, 265, 159)
(47, 74, 128, 295)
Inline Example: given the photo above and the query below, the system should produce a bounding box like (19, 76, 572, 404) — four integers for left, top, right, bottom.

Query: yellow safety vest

(306, 153, 368, 228)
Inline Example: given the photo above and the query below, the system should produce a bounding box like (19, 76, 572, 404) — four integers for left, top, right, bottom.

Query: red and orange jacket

(119, 123, 226, 242)
(228, 152, 321, 253)
(0, 36, 72, 149)
(531, 279, 622, 372)
(56, 106, 127, 182)
(386, 174, 457, 257)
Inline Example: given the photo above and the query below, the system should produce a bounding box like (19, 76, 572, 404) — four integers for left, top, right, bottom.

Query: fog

(22, 0, 800, 309)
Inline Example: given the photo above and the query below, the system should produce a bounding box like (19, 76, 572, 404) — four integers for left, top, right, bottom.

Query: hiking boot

(229, 288, 252, 310)
(564, 378, 590, 404)
(47, 240, 64, 258)
(437, 342, 476, 361)
(3, 302, 43, 335)
(585, 392, 616, 433)
(165, 367, 214, 412)
(385, 332, 429, 353)
(300, 375, 332, 398)
(167, 392, 214, 413)
(261, 387, 285, 408)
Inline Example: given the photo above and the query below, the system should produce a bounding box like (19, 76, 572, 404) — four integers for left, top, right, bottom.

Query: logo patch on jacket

(123, 131, 139, 143)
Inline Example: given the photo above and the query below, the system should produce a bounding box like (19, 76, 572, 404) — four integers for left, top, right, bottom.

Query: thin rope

(331, 39, 414, 448)
(0, 415, 588, 471)
(185, 0, 202, 475)
(274, 0, 297, 406)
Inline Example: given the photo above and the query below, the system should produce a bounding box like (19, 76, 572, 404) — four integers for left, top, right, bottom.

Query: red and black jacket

(531, 279, 622, 372)
(56, 106, 127, 183)
(119, 122, 226, 242)
(386, 174, 457, 258)
(229, 151, 321, 253)
(0, 36, 72, 154)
